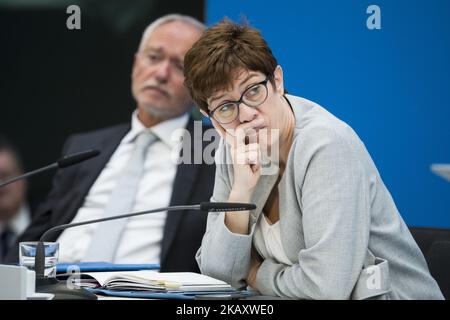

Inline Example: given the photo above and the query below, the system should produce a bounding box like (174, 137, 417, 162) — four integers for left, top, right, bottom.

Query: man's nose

(154, 60, 171, 83)
(238, 103, 258, 123)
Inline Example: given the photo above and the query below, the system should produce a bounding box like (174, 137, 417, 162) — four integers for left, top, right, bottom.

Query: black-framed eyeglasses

(209, 76, 271, 124)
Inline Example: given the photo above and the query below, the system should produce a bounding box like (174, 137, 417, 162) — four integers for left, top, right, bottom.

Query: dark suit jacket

(6, 118, 216, 272)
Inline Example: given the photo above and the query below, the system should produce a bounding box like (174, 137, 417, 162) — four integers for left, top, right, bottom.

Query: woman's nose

(238, 103, 258, 123)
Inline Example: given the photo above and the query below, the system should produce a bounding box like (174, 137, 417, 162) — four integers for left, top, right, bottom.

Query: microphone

(199, 202, 256, 212)
(0, 149, 101, 188)
(57, 149, 100, 168)
(33, 202, 256, 300)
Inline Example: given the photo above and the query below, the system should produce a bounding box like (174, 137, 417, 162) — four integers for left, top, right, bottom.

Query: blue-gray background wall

(207, 0, 450, 227)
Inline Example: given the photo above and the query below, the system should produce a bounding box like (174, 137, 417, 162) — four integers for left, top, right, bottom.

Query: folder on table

(56, 262, 160, 274)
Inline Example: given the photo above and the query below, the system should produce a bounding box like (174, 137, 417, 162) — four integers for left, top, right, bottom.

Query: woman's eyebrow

(208, 73, 260, 108)
(238, 74, 258, 87)
(209, 93, 226, 106)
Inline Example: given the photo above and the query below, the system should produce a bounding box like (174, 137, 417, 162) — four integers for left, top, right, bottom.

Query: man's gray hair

(138, 14, 205, 51)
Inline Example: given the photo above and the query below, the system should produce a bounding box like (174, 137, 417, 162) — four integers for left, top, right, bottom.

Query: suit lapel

(160, 119, 202, 264)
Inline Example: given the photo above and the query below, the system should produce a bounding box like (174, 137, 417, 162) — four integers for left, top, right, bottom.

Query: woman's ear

(273, 65, 284, 95)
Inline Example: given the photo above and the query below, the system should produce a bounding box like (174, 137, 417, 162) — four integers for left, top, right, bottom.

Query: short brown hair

(183, 19, 278, 112)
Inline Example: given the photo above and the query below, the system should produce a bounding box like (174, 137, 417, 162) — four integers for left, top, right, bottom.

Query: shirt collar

(0, 204, 30, 236)
(122, 110, 190, 149)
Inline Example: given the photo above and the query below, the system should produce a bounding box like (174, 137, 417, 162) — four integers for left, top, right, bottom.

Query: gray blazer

(196, 94, 444, 300)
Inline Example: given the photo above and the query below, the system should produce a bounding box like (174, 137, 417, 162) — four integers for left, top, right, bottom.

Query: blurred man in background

(0, 135, 30, 262)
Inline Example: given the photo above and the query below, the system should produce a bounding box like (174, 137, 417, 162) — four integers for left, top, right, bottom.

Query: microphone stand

(33, 203, 255, 300)
(0, 149, 100, 188)
(34, 242, 97, 300)
(0, 164, 57, 188)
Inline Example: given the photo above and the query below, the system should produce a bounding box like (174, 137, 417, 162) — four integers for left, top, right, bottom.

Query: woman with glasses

(183, 20, 443, 300)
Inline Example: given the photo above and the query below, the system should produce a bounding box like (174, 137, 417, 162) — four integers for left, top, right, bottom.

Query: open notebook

(66, 270, 234, 293)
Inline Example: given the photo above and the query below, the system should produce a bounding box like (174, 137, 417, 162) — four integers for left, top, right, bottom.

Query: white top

(0, 204, 30, 240)
(253, 214, 292, 266)
(57, 111, 189, 264)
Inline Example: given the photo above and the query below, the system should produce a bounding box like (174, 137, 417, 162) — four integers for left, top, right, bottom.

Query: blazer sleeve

(254, 126, 372, 299)
(195, 140, 254, 289)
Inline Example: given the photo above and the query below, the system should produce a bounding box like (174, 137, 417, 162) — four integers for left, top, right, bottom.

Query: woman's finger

(234, 149, 260, 166)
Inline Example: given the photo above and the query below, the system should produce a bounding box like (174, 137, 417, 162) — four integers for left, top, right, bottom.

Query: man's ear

(273, 65, 284, 94)
(131, 53, 139, 77)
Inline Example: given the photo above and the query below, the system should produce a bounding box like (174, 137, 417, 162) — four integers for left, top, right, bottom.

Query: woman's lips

(248, 125, 267, 134)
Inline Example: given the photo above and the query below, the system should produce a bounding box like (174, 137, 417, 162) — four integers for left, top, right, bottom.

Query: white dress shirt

(57, 111, 189, 264)
(0, 204, 30, 243)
